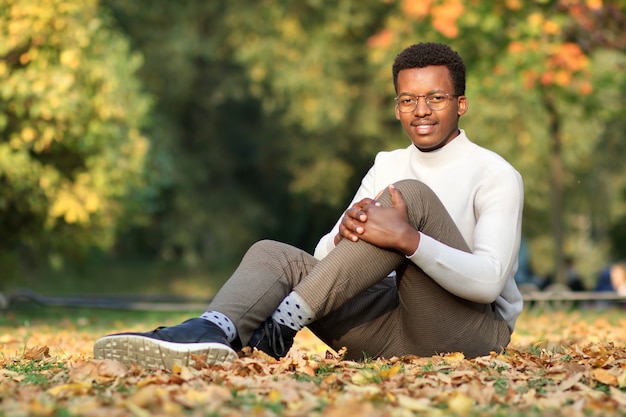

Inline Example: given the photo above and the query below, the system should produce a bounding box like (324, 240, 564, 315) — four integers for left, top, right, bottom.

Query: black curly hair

(392, 42, 465, 96)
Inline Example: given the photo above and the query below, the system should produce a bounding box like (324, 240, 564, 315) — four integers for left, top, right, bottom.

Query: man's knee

(393, 179, 433, 195)
(386, 180, 440, 207)
(247, 239, 283, 256)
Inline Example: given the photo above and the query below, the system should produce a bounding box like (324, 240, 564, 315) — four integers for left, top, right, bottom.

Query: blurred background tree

(100, 0, 398, 270)
(0, 0, 152, 287)
(1, 0, 625, 295)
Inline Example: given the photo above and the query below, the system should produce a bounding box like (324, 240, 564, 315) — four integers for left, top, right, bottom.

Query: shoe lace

(263, 320, 288, 358)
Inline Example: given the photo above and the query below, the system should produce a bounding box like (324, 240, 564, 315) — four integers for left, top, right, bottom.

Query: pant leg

(310, 265, 510, 360)
(307, 276, 401, 361)
(390, 180, 510, 357)
(293, 178, 462, 319)
(301, 179, 510, 359)
(207, 240, 318, 344)
(395, 262, 510, 358)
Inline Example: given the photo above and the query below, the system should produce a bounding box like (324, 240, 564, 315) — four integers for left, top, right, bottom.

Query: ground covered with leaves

(2, 306, 626, 416)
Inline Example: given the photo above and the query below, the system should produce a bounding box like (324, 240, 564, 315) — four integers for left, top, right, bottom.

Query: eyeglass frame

(394, 91, 461, 112)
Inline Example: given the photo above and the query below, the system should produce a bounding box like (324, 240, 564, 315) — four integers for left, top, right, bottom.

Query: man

(94, 42, 524, 369)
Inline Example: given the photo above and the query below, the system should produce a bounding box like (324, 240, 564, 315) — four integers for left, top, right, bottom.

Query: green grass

(0, 302, 200, 334)
(5, 359, 66, 386)
(2, 258, 234, 297)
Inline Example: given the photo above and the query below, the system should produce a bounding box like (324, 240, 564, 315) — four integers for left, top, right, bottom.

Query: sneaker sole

(93, 335, 238, 370)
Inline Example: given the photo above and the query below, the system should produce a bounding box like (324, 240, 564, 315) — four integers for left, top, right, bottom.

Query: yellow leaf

(129, 385, 164, 408)
(136, 375, 165, 387)
(351, 369, 376, 385)
(181, 365, 197, 380)
(379, 363, 402, 379)
(444, 352, 465, 364)
(47, 382, 91, 397)
(125, 401, 152, 417)
(618, 370, 626, 388)
(448, 392, 473, 415)
(60, 49, 80, 69)
(20, 127, 37, 142)
(0, 334, 18, 344)
(268, 389, 281, 402)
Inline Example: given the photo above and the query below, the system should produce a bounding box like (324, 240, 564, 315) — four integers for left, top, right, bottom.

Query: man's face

(395, 66, 467, 152)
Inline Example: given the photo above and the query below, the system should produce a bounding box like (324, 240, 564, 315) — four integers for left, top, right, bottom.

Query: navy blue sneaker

(93, 318, 237, 370)
(247, 318, 297, 359)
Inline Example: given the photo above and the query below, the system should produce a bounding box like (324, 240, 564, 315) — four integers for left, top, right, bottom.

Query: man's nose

(413, 97, 432, 116)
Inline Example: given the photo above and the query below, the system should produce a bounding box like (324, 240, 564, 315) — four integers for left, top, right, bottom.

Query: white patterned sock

(271, 292, 314, 331)
(200, 311, 237, 342)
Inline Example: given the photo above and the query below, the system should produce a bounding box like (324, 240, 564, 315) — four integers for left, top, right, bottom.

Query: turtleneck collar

(410, 129, 470, 165)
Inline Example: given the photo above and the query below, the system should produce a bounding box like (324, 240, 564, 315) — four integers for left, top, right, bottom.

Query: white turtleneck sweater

(313, 130, 524, 331)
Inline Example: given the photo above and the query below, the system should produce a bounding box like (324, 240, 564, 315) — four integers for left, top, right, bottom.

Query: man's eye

(399, 98, 414, 104)
(429, 94, 446, 102)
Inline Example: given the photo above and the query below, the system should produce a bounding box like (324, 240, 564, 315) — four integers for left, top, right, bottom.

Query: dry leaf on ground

(2, 309, 626, 416)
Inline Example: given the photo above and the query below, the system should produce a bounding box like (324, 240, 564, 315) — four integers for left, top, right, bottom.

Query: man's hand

(333, 197, 380, 245)
(334, 185, 420, 255)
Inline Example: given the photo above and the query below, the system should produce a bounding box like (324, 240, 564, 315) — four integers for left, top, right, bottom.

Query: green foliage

(1, 0, 625, 286)
(102, 1, 290, 265)
(221, 0, 402, 230)
(5, 358, 65, 386)
(101, 0, 396, 265)
(0, 0, 152, 275)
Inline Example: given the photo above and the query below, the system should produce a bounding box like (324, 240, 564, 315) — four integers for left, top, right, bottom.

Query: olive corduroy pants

(208, 179, 510, 360)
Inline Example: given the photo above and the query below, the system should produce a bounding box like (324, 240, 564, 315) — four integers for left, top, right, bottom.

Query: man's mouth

(413, 122, 435, 134)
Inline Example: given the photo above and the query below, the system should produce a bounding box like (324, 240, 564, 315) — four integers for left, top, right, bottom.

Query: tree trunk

(542, 91, 566, 284)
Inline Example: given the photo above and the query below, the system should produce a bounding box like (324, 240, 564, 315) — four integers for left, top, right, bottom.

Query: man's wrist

(402, 229, 421, 257)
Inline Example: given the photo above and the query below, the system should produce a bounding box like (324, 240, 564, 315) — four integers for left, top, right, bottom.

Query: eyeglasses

(395, 92, 459, 112)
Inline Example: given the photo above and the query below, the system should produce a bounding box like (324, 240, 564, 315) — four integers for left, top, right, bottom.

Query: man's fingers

(388, 184, 408, 214)
(353, 197, 377, 209)
(340, 215, 364, 242)
(388, 184, 402, 204)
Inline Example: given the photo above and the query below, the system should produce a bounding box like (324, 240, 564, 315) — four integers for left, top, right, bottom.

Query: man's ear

(395, 105, 401, 120)
(457, 96, 468, 116)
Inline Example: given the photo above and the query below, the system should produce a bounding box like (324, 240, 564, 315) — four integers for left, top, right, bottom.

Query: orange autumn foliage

(400, 0, 464, 38)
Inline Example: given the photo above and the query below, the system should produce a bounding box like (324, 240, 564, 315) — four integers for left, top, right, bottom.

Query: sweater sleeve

(408, 167, 524, 304)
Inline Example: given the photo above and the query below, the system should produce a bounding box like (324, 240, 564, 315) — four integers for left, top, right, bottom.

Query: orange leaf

(401, 0, 433, 20)
(592, 368, 618, 386)
(24, 345, 50, 360)
(96, 359, 128, 378)
(586, 0, 603, 10)
(367, 29, 393, 49)
(431, 0, 464, 38)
